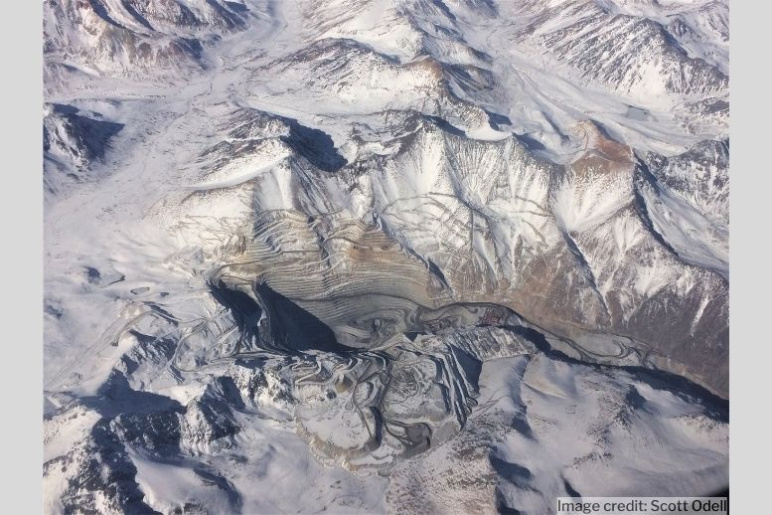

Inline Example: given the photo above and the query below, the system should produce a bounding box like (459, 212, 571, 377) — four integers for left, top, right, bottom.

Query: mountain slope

(43, 0, 730, 512)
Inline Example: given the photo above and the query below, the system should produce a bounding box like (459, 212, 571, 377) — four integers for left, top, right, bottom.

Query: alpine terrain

(43, 0, 729, 513)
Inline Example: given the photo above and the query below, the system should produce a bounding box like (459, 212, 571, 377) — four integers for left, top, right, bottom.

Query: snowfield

(44, 0, 729, 513)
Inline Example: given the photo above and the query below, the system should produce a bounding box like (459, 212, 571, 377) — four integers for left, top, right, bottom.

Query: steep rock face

(43, 103, 124, 196)
(503, 0, 728, 101)
(638, 139, 729, 276)
(43, 0, 249, 83)
(547, 13, 725, 99)
(645, 139, 729, 229)
(258, 38, 493, 131)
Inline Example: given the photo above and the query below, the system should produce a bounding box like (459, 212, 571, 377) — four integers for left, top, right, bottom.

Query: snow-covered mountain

(43, 0, 729, 513)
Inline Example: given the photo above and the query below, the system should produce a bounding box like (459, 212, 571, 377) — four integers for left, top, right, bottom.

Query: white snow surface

(44, 0, 728, 513)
